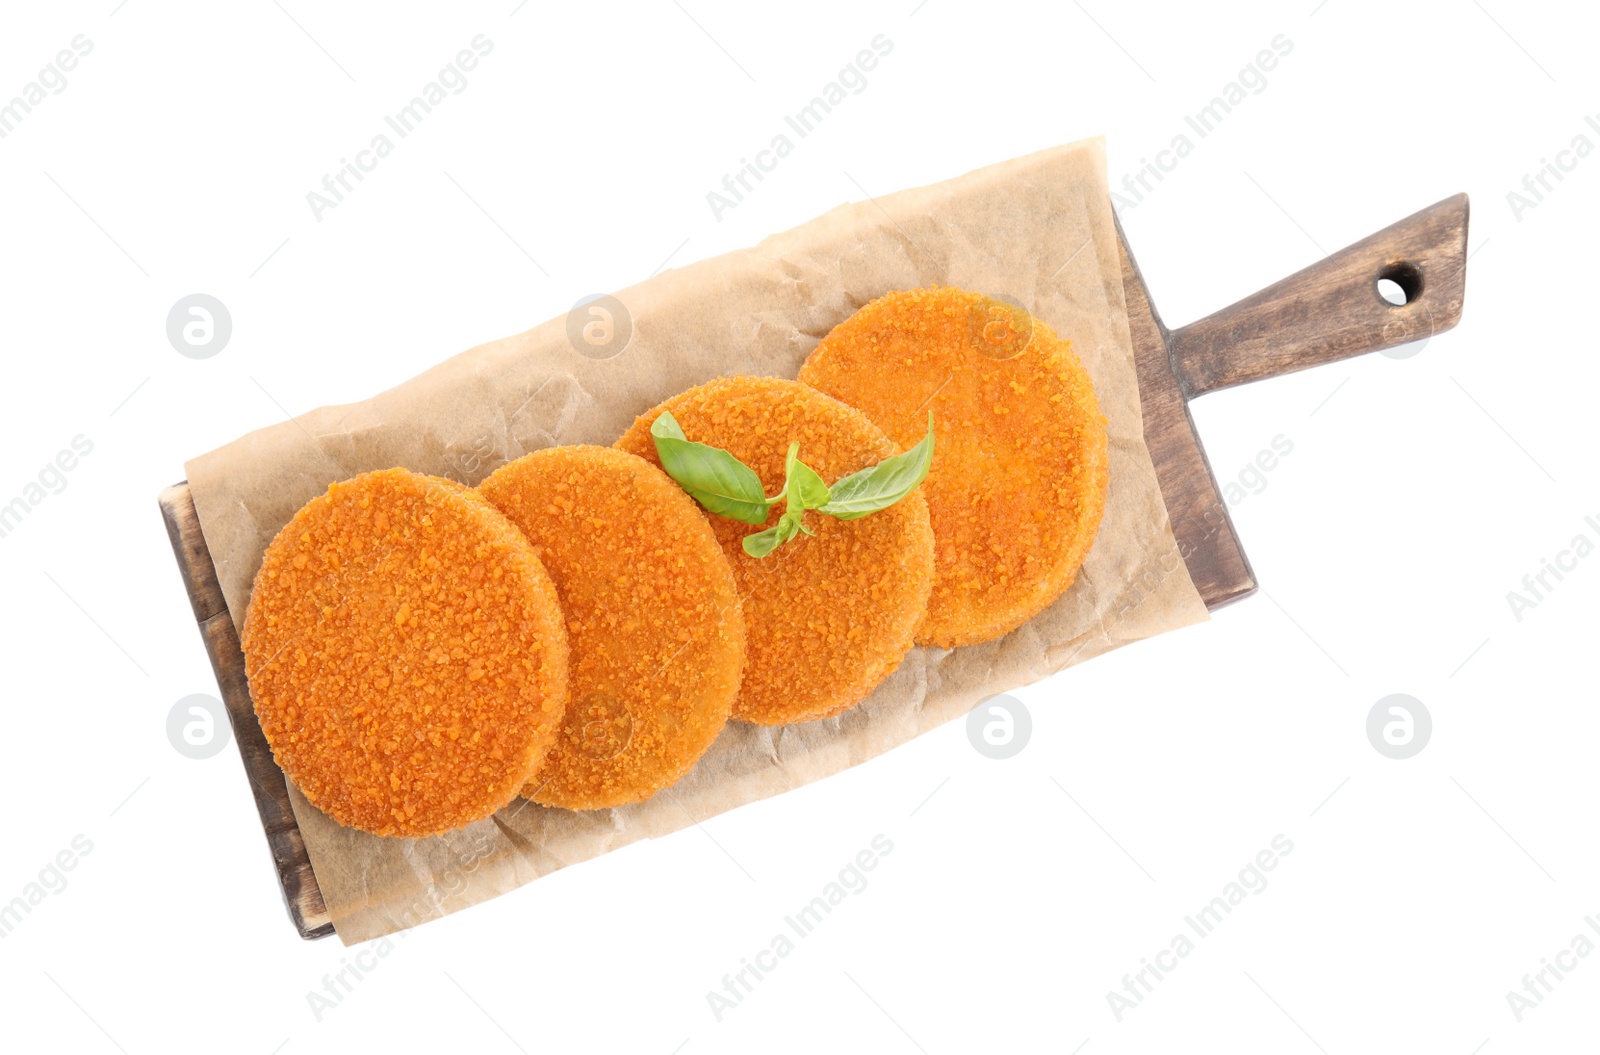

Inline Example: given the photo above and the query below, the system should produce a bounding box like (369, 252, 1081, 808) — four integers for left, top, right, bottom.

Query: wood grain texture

(1168, 194, 1470, 396)
(158, 195, 1469, 937)
(1122, 193, 1468, 606)
(1117, 213, 1259, 610)
(159, 484, 333, 940)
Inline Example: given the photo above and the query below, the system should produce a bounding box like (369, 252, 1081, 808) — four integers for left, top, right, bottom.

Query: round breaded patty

(242, 468, 569, 838)
(799, 287, 1109, 648)
(479, 446, 745, 809)
(616, 377, 934, 725)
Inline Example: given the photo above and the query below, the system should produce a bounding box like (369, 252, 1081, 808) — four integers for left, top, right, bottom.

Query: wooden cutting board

(158, 192, 1470, 939)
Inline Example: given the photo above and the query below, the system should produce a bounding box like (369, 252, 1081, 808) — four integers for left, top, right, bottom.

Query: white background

(0, 1, 1594, 1051)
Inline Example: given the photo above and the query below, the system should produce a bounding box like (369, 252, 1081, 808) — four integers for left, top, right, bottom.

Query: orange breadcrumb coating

(616, 377, 934, 725)
(241, 468, 569, 838)
(479, 446, 745, 810)
(799, 287, 1110, 648)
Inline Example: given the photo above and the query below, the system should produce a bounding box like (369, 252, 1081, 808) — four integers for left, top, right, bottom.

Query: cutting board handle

(1166, 193, 1470, 397)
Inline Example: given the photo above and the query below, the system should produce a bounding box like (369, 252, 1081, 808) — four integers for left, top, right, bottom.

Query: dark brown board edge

(1114, 216, 1259, 611)
(159, 483, 334, 941)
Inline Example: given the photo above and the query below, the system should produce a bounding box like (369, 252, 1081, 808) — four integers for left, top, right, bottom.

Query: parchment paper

(185, 136, 1208, 945)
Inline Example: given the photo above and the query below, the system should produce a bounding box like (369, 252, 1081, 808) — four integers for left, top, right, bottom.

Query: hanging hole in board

(1376, 262, 1423, 306)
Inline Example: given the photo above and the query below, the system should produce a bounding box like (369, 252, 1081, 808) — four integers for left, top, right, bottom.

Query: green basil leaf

(743, 510, 807, 559)
(790, 457, 831, 511)
(742, 524, 783, 558)
(651, 410, 689, 442)
(652, 411, 771, 525)
(778, 443, 828, 516)
(818, 412, 936, 520)
(782, 443, 804, 520)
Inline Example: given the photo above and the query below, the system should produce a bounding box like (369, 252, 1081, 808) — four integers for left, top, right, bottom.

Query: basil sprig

(742, 443, 827, 557)
(651, 410, 935, 558)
